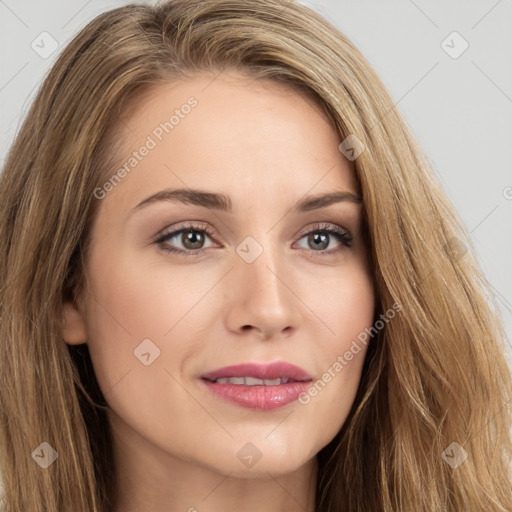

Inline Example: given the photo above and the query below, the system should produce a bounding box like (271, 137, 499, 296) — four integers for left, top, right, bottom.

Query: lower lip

(200, 379, 312, 410)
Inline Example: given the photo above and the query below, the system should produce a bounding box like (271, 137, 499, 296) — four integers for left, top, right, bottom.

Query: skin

(62, 70, 375, 512)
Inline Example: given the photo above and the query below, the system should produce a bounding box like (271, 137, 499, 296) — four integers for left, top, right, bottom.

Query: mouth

(203, 376, 301, 385)
(199, 361, 313, 410)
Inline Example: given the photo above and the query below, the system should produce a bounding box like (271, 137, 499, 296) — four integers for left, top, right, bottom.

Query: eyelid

(294, 221, 351, 240)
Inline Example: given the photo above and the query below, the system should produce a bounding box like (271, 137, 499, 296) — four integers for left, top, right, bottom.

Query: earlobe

(62, 299, 87, 345)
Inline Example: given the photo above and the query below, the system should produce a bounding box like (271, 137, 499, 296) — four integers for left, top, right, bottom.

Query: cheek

(80, 252, 168, 401)
(85, 242, 207, 337)
(80, 254, 209, 452)
(295, 260, 375, 436)
(333, 265, 375, 375)
(81, 248, 219, 403)
(311, 257, 375, 351)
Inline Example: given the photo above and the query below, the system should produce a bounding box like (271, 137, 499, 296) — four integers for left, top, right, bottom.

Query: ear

(62, 298, 87, 345)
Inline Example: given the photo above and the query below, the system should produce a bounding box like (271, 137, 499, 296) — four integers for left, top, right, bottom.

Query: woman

(0, 0, 510, 510)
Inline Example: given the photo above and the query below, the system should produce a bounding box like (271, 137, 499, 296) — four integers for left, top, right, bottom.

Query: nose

(224, 240, 303, 340)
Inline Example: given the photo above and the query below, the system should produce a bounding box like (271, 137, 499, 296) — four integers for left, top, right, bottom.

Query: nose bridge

(227, 229, 301, 336)
(243, 250, 280, 297)
(236, 230, 285, 295)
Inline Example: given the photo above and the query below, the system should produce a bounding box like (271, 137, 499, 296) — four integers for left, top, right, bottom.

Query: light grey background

(1, 0, 511, 363)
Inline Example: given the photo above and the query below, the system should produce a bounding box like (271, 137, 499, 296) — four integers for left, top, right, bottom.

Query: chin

(198, 435, 320, 478)
(212, 452, 315, 479)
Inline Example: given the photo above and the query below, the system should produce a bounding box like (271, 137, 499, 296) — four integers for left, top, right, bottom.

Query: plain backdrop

(1, 0, 511, 365)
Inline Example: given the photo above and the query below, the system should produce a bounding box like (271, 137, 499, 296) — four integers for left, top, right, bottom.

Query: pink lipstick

(200, 361, 313, 410)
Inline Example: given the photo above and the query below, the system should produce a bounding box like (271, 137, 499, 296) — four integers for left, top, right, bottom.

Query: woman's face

(63, 71, 375, 478)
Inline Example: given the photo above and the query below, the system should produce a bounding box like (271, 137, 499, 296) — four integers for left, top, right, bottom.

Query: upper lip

(201, 361, 313, 382)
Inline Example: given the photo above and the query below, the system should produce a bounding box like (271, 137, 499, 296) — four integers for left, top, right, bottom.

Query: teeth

(245, 376, 264, 386)
(216, 377, 244, 384)
(262, 378, 281, 386)
(214, 377, 291, 385)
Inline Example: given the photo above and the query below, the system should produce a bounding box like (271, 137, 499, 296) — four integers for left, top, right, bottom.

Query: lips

(201, 361, 313, 383)
(199, 361, 313, 410)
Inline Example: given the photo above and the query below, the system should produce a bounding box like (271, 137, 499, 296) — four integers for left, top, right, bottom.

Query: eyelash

(154, 221, 353, 258)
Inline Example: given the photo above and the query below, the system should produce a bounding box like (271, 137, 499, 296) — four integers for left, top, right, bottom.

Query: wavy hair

(0, 0, 511, 510)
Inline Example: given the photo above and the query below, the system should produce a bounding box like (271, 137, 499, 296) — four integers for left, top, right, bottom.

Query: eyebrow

(130, 187, 362, 217)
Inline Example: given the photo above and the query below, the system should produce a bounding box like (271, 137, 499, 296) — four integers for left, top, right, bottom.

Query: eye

(294, 222, 353, 257)
(155, 222, 217, 257)
(154, 221, 353, 257)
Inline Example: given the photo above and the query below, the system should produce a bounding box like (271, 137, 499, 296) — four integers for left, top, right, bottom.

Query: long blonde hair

(0, 0, 510, 510)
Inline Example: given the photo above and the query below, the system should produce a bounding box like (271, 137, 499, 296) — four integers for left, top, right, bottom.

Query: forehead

(98, 71, 359, 217)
